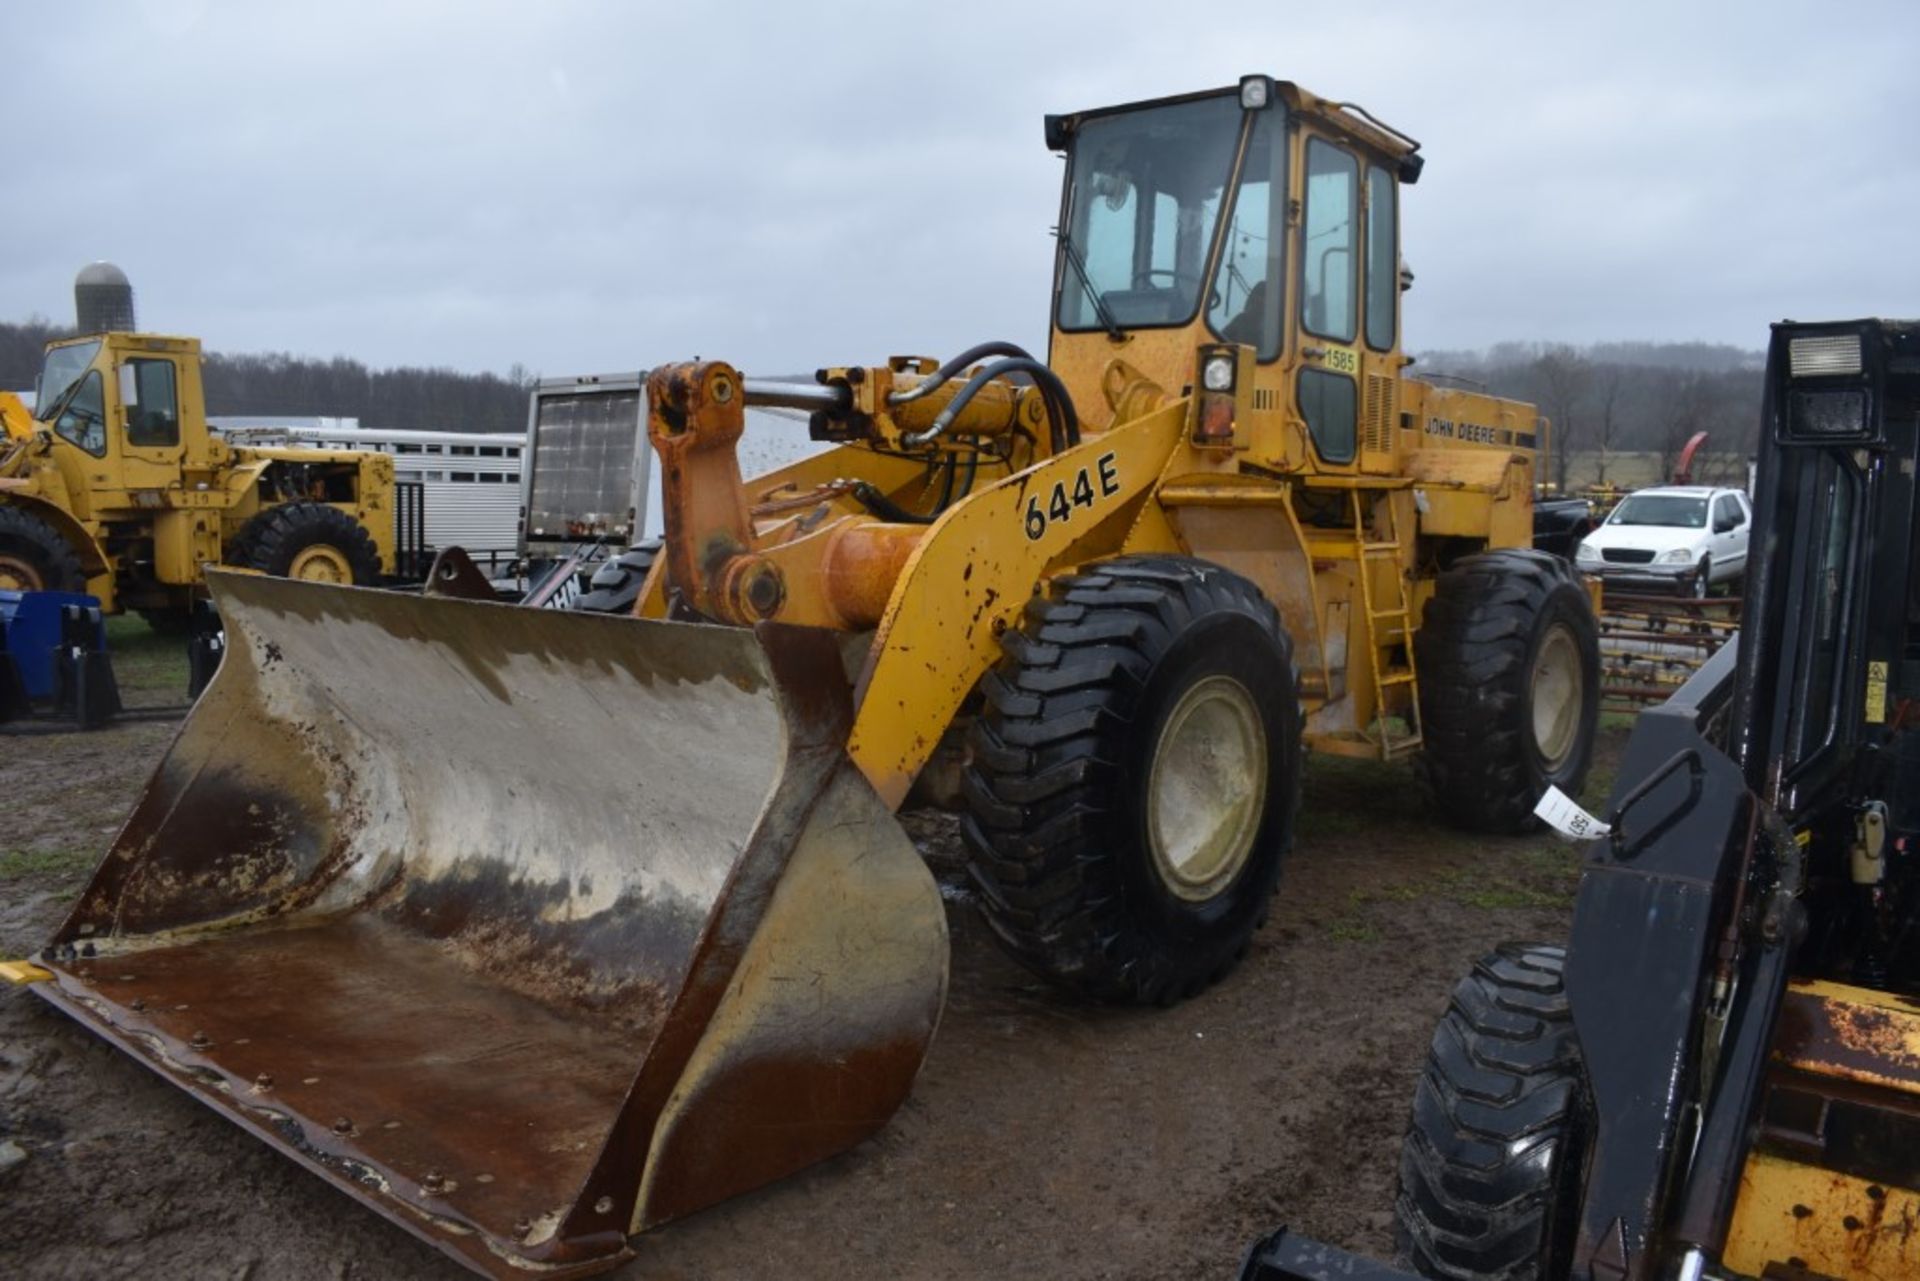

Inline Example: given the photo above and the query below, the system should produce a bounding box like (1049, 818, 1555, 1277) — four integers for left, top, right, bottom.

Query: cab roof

(1045, 76, 1423, 182)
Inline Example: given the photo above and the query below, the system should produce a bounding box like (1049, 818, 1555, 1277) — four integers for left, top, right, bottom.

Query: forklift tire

(228, 502, 382, 586)
(0, 505, 86, 594)
(961, 555, 1302, 1006)
(571, 539, 662, 614)
(1416, 549, 1599, 834)
(1395, 944, 1588, 1281)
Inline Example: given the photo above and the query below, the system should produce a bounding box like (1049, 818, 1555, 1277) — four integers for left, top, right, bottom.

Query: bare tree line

(1417, 340, 1765, 490)
(5, 315, 1767, 472)
(2, 318, 533, 433)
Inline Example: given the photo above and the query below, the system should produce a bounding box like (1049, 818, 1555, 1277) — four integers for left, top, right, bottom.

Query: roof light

(1239, 76, 1273, 110)
(1788, 333, 1862, 378)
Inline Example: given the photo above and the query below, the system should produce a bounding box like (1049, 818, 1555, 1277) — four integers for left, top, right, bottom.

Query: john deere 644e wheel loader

(6, 77, 1596, 1278)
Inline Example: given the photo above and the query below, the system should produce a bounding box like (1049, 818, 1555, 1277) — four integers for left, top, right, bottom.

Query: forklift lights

(1202, 354, 1236, 392)
(1239, 75, 1273, 110)
(1788, 334, 1863, 378)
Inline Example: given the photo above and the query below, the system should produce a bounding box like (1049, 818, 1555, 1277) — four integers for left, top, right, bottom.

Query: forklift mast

(1244, 319, 1920, 1281)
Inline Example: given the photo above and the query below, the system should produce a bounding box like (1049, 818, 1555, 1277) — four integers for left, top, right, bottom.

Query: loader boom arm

(644, 357, 1194, 809)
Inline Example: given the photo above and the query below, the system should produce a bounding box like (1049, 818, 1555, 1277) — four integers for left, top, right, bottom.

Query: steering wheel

(1131, 268, 1223, 311)
(1133, 268, 1198, 291)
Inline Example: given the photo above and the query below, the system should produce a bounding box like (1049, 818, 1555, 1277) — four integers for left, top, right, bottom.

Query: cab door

(109, 355, 188, 495)
(1289, 129, 1406, 477)
(1291, 132, 1363, 472)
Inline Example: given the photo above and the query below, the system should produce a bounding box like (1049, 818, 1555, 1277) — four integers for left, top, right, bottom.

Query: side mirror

(1713, 515, 1735, 533)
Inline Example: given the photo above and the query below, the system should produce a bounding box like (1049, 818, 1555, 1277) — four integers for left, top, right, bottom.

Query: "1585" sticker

(1024, 450, 1121, 541)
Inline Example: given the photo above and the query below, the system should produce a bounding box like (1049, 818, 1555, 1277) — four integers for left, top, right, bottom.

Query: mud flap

(31, 570, 948, 1279)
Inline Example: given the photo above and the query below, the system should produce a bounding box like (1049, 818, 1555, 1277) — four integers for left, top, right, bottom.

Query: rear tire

(0, 505, 85, 594)
(571, 539, 661, 614)
(961, 555, 1302, 1005)
(1395, 944, 1588, 1281)
(228, 502, 381, 585)
(1417, 549, 1599, 834)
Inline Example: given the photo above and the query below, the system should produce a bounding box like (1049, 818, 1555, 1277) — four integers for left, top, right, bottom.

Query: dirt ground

(0, 622, 1625, 1281)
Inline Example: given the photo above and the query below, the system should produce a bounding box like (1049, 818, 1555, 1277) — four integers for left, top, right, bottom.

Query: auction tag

(1535, 785, 1611, 840)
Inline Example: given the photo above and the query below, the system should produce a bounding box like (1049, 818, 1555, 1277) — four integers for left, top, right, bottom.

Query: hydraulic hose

(887, 341, 1037, 406)
(903, 357, 1081, 453)
(849, 481, 939, 525)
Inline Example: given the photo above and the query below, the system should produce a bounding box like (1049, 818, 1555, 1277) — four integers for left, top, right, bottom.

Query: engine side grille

(1363, 374, 1394, 455)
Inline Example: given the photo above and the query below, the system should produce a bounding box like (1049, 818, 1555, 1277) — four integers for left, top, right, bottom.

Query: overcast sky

(6, 2, 1916, 380)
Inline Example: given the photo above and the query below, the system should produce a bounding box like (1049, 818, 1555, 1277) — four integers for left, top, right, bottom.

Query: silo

(74, 261, 137, 333)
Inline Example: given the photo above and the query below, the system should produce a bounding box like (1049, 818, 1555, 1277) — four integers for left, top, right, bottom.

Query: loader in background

(0, 265, 396, 627)
(1244, 318, 1920, 1281)
(7, 77, 1597, 1278)
(1, 390, 31, 441)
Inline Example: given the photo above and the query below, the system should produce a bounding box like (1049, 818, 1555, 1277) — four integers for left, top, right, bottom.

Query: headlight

(1575, 541, 1601, 562)
(1202, 354, 1235, 392)
(1659, 547, 1694, 564)
(1788, 333, 1862, 378)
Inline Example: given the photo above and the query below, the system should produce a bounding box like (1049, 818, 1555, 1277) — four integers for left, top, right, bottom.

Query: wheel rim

(1531, 624, 1584, 771)
(1693, 559, 1710, 599)
(1145, 674, 1268, 902)
(288, 544, 353, 583)
(0, 552, 44, 591)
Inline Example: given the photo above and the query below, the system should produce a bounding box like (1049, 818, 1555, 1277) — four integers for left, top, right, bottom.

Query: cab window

(55, 372, 107, 456)
(1056, 95, 1241, 332)
(1208, 106, 1285, 360)
(1300, 139, 1358, 343)
(1299, 369, 1356, 464)
(125, 359, 181, 447)
(1364, 165, 1397, 352)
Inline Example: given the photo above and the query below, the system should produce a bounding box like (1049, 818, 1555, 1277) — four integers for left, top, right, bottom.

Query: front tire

(962, 556, 1302, 1005)
(1395, 944, 1589, 1281)
(228, 502, 382, 585)
(1417, 549, 1600, 834)
(1689, 555, 1711, 600)
(0, 505, 86, 594)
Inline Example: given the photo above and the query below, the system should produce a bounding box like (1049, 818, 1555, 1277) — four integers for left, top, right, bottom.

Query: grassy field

(102, 615, 189, 706)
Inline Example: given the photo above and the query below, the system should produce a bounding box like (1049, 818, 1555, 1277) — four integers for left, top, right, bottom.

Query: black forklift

(1247, 318, 1920, 1281)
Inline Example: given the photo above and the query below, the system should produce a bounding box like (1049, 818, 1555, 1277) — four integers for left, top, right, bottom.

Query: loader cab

(35, 333, 212, 500)
(1046, 76, 1421, 474)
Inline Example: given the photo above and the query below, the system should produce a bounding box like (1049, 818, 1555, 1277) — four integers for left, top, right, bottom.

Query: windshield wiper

(1056, 229, 1126, 343)
(37, 378, 86, 425)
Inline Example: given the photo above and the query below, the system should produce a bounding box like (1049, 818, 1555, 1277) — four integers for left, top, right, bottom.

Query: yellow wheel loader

(7, 77, 1597, 1277)
(0, 328, 396, 622)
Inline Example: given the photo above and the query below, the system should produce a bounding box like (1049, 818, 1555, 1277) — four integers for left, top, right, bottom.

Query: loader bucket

(30, 570, 948, 1279)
